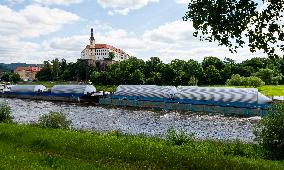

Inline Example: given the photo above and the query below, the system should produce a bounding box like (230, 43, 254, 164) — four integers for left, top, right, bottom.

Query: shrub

(188, 76, 198, 86)
(226, 74, 244, 86)
(246, 76, 265, 87)
(38, 112, 71, 129)
(254, 103, 284, 159)
(0, 103, 13, 123)
(167, 128, 194, 145)
(226, 74, 265, 87)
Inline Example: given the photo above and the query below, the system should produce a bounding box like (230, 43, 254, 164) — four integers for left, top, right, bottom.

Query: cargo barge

(0, 84, 273, 116)
(0, 85, 100, 103)
(100, 85, 272, 117)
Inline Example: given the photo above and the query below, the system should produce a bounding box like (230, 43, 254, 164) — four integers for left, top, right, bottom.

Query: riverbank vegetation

(33, 57, 284, 88)
(0, 99, 284, 169)
(0, 123, 283, 169)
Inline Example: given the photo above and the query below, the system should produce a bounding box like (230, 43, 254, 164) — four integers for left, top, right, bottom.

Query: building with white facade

(81, 28, 130, 62)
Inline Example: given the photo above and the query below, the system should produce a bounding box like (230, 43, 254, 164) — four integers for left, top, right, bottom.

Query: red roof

(88, 44, 126, 54)
(15, 66, 41, 72)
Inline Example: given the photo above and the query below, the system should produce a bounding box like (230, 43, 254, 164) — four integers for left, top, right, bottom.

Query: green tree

(144, 57, 163, 78)
(186, 60, 203, 80)
(108, 52, 115, 61)
(202, 57, 224, 70)
(160, 64, 176, 85)
(1, 72, 11, 82)
(184, 0, 284, 58)
(254, 68, 283, 85)
(254, 103, 284, 159)
(204, 65, 221, 85)
(10, 73, 21, 83)
(241, 58, 269, 72)
(130, 69, 145, 85)
(51, 58, 60, 81)
(36, 61, 52, 81)
(1, 72, 21, 83)
(145, 72, 162, 85)
(235, 65, 254, 77)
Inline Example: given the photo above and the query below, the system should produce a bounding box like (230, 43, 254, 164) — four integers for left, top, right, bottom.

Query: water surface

(0, 98, 260, 142)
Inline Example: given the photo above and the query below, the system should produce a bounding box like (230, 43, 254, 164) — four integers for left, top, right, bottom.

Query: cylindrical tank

(51, 85, 96, 95)
(10, 85, 46, 93)
(115, 85, 177, 99)
(176, 86, 272, 104)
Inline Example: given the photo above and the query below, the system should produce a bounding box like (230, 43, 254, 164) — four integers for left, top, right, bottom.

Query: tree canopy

(35, 56, 284, 87)
(183, 0, 284, 58)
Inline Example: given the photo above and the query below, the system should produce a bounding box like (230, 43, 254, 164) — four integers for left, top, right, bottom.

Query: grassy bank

(18, 81, 117, 92)
(258, 85, 284, 96)
(0, 124, 283, 169)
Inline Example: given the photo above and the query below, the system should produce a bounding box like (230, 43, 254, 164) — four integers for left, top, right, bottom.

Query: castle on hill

(81, 28, 129, 69)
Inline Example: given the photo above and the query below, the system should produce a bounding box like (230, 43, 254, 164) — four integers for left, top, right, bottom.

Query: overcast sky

(0, 0, 267, 64)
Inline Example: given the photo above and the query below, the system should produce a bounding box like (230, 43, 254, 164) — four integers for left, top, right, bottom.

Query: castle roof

(85, 44, 127, 54)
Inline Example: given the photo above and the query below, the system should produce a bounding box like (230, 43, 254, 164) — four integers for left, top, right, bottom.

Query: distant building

(81, 28, 129, 70)
(14, 66, 42, 81)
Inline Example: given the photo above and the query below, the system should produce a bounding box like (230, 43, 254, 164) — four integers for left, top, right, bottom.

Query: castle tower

(90, 28, 95, 46)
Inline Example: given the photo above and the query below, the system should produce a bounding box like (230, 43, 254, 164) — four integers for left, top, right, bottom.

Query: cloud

(0, 35, 42, 63)
(97, 0, 159, 15)
(5, 0, 84, 6)
(44, 20, 265, 64)
(0, 4, 80, 63)
(143, 21, 196, 44)
(175, 0, 190, 5)
(0, 4, 80, 38)
(33, 0, 83, 6)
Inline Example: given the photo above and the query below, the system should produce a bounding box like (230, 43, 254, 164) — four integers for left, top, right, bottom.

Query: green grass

(18, 81, 117, 92)
(206, 85, 284, 96)
(0, 124, 283, 169)
(18, 81, 76, 88)
(258, 85, 284, 96)
(95, 85, 117, 92)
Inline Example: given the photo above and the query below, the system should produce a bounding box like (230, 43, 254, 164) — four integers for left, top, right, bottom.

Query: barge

(100, 85, 272, 117)
(0, 84, 273, 116)
(0, 85, 100, 103)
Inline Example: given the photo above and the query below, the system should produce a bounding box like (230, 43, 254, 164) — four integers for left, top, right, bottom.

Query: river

(0, 98, 260, 142)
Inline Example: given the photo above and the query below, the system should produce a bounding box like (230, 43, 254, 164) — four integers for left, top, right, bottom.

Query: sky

(0, 0, 267, 64)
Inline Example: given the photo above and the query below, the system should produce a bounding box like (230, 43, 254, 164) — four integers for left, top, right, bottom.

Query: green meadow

(0, 123, 283, 169)
(258, 85, 284, 96)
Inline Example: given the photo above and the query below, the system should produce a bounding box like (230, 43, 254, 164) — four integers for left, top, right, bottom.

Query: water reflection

(0, 98, 260, 142)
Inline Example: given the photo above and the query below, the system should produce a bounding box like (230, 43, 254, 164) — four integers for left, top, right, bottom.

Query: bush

(226, 74, 265, 87)
(246, 76, 265, 87)
(167, 128, 194, 145)
(0, 103, 13, 123)
(254, 103, 284, 159)
(188, 76, 198, 86)
(226, 74, 244, 86)
(38, 112, 71, 129)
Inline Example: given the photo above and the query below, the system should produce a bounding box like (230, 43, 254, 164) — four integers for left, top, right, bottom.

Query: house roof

(15, 66, 41, 72)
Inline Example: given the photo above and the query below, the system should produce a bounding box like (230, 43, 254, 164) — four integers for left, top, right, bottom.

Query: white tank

(10, 85, 46, 93)
(176, 86, 272, 104)
(51, 85, 96, 95)
(115, 85, 177, 99)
